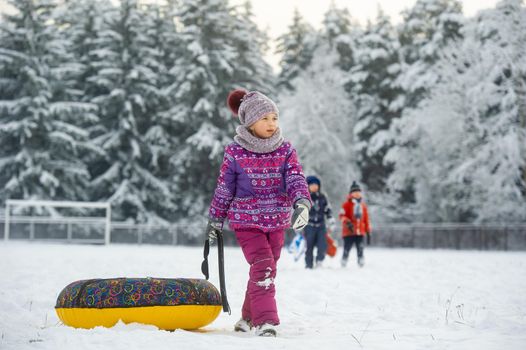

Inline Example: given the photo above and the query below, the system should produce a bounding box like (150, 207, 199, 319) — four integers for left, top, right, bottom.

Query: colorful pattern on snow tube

(55, 278, 222, 330)
(56, 278, 221, 308)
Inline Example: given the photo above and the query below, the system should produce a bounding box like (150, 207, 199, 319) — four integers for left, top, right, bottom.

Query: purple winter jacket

(208, 141, 310, 232)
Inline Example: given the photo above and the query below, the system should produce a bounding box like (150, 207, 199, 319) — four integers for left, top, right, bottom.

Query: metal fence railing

(371, 223, 526, 251)
(0, 216, 205, 246)
(1, 216, 108, 244)
(1, 217, 525, 250)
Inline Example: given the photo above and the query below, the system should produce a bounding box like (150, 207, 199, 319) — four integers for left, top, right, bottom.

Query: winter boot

(358, 256, 365, 267)
(341, 257, 348, 267)
(234, 318, 252, 332)
(316, 260, 324, 268)
(255, 323, 277, 337)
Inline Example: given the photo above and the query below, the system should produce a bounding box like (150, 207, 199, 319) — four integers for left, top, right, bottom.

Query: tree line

(0, 0, 525, 225)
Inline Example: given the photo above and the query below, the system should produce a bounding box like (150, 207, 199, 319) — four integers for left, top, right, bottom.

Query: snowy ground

(1, 241, 525, 350)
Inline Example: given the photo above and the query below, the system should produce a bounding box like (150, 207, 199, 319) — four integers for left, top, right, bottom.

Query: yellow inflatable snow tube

(55, 278, 221, 330)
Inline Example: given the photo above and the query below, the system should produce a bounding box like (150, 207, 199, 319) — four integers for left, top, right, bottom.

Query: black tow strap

(201, 235, 230, 314)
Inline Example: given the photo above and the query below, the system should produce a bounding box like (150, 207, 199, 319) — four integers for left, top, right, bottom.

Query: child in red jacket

(339, 181, 371, 267)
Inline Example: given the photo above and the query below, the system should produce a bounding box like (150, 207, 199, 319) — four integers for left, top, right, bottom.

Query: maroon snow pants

(235, 228, 285, 327)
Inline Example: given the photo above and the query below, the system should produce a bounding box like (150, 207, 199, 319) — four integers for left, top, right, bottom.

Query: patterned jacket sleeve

(208, 146, 236, 225)
(284, 145, 311, 207)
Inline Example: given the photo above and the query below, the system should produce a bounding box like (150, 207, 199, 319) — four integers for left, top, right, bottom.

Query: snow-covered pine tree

(278, 3, 364, 205)
(54, 0, 112, 103)
(381, 40, 480, 222)
(230, 1, 275, 92)
(348, 8, 403, 194)
(52, 0, 111, 182)
(384, 0, 465, 217)
(275, 8, 318, 92)
(383, 0, 526, 223)
(323, 1, 351, 47)
(473, 0, 526, 197)
(279, 41, 356, 206)
(458, 0, 526, 222)
(143, 1, 180, 91)
(322, 1, 356, 71)
(397, 0, 464, 109)
(386, 35, 525, 223)
(318, 2, 356, 159)
(141, 2, 181, 181)
(88, 0, 176, 223)
(168, 0, 269, 224)
(0, 0, 98, 206)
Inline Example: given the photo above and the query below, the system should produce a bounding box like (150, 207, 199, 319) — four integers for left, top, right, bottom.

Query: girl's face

(351, 191, 362, 199)
(249, 113, 279, 139)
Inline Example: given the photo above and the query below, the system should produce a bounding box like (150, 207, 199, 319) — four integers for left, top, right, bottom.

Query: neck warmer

(352, 198, 363, 219)
(234, 126, 284, 154)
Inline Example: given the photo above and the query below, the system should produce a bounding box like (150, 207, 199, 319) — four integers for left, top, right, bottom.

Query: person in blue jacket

(304, 175, 336, 269)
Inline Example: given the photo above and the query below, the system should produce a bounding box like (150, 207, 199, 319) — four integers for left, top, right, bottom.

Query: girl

(206, 89, 311, 337)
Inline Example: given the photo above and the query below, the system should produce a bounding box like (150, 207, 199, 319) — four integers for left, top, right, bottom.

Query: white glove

(206, 220, 223, 242)
(328, 217, 336, 233)
(291, 201, 310, 230)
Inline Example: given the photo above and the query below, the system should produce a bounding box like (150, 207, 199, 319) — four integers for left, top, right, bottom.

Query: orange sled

(326, 234, 337, 257)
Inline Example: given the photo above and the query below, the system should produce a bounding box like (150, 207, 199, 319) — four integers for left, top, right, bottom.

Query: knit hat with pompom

(226, 89, 279, 127)
(349, 181, 361, 193)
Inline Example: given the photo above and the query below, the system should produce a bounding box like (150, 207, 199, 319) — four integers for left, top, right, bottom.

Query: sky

(0, 0, 503, 70)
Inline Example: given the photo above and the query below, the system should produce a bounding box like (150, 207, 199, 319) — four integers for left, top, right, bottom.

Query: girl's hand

(206, 220, 223, 242)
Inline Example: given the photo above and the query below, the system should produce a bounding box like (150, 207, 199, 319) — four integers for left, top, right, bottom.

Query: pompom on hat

(227, 89, 246, 116)
(227, 89, 279, 127)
